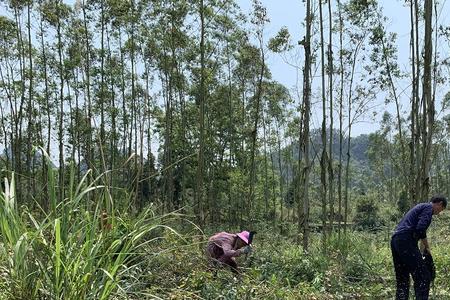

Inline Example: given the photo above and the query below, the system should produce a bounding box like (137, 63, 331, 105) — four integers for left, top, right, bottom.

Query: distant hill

(0, 147, 56, 169)
(271, 129, 371, 184)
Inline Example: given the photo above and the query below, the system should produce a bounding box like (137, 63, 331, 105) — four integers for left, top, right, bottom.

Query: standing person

(391, 195, 447, 299)
(206, 230, 254, 273)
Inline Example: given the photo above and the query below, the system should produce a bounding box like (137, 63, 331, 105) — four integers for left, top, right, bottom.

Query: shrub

(353, 199, 385, 232)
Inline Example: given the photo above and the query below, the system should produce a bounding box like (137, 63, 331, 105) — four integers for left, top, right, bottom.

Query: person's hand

(241, 245, 252, 254)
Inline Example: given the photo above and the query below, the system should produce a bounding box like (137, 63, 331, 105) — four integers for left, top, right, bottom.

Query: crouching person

(206, 230, 253, 273)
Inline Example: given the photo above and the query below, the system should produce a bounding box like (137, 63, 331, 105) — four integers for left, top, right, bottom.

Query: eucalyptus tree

(419, 0, 434, 200)
(268, 2, 314, 247)
(338, 0, 396, 232)
(364, 18, 405, 194)
(327, 0, 335, 233)
(0, 0, 30, 203)
(337, 0, 344, 238)
(299, 0, 313, 249)
(101, 0, 136, 196)
(263, 81, 291, 228)
(40, 0, 72, 202)
(408, 0, 420, 204)
(76, 0, 109, 173)
(197, 0, 258, 224)
(232, 40, 268, 224)
(0, 16, 18, 185)
(143, 0, 192, 212)
(36, 0, 54, 206)
(195, 0, 206, 223)
(244, 0, 269, 223)
(97, 0, 107, 155)
(64, 12, 86, 179)
(106, 0, 127, 163)
(24, 0, 35, 195)
(213, 3, 249, 224)
(0, 15, 18, 173)
(318, 0, 328, 249)
(267, 20, 306, 235)
(75, 0, 97, 191)
(105, 20, 119, 179)
(404, 0, 437, 203)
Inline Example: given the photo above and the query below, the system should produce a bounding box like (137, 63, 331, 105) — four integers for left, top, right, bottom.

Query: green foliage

(39, 1, 72, 26)
(353, 198, 385, 232)
(140, 227, 404, 299)
(268, 27, 292, 53)
(0, 165, 181, 299)
(3, 174, 450, 299)
(397, 190, 409, 215)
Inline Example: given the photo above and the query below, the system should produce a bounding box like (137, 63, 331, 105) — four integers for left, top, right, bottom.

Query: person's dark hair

(431, 195, 447, 208)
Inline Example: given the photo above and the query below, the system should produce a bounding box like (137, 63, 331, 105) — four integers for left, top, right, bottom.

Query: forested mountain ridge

(272, 130, 371, 182)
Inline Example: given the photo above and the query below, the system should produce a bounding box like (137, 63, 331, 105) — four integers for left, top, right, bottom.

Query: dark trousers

(391, 234, 431, 300)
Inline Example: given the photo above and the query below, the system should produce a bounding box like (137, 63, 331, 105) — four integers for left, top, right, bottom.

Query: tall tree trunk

(74, 70, 81, 182)
(327, 0, 335, 237)
(82, 0, 93, 180)
(144, 61, 152, 209)
(420, 0, 434, 201)
(413, 0, 421, 203)
(13, 6, 26, 205)
(118, 27, 127, 162)
(100, 0, 106, 170)
(409, 0, 418, 205)
(56, 8, 65, 204)
(196, 0, 206, 225)
(319, 0, 328, 251)
(26, 2, 34, 198)
(107, 25, 116, 181)
(299, 0, 312, 250)
(262, 108, 269, 218)
(270, 150, 278, 228)
(39, 14, 51, 210)
(226, 29, 234, 225)
(344, 41, 362, 234)
(130, 1, 139, 206)
(277, 122, 284, 233)
(162, 68, 173, 213)
(248, 26, 266, 224)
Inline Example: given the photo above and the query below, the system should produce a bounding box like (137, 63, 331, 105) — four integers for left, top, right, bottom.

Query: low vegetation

(1, 170, 450, 299)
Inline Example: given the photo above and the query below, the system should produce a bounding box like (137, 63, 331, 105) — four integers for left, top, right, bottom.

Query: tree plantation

(1, 0, 450, 299)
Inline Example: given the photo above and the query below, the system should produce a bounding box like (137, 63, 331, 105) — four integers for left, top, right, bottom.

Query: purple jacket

(208, 232, 242, 259)
(393, 203, 433, 240)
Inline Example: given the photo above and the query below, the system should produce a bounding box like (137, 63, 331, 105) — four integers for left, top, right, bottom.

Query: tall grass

(0, 163, 178, 300)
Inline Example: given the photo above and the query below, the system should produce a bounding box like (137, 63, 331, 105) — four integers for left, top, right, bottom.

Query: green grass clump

(0, 169, 180, 300)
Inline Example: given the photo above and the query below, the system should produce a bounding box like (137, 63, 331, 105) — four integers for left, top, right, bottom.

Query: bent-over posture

(391, 195, 446, 300)
(206, 231, 252, 273)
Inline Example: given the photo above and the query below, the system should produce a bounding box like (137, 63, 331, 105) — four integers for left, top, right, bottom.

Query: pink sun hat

(236, 230, 250, 244)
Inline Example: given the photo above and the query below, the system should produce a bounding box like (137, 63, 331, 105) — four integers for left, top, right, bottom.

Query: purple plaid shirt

(207, 232, 242, 259)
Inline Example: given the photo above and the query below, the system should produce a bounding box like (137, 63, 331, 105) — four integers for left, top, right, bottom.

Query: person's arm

(221, 245, 243, 258)
(415, 205, 432, 240)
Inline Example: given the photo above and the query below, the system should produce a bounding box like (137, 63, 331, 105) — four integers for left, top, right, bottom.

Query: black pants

(391, 234, 431, 300)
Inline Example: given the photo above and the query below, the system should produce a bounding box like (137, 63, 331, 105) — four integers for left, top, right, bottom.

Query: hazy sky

(237, 0, 450, 136)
